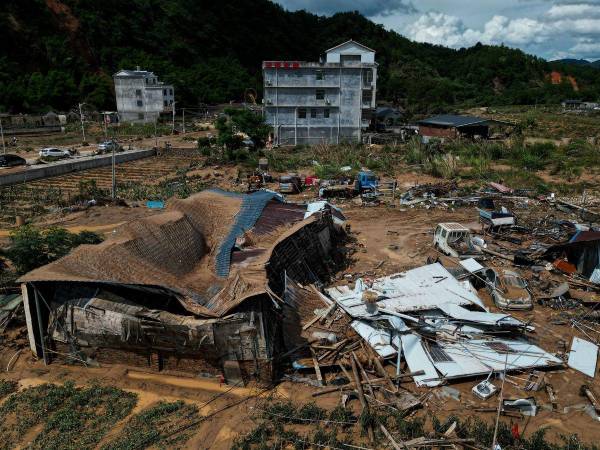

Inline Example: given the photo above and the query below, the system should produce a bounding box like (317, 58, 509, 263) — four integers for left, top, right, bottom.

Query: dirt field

(2, 190, 600, 448)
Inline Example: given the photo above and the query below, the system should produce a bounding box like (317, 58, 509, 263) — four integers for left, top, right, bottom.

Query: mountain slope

(553, 59, 600, 69)
(1, 0, 599, 113)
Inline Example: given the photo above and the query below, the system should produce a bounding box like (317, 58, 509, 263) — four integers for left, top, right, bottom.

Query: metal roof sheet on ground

(394, 334, 562, 386)
(351, 320, 397, 358)
(395, 333, 442, 387)
(568, 336, 598, 377)
(433, 338, 562, 379)
(327, 263, 486, 318)
(437, 303, 523, 327)
(459, 258, 484, 273)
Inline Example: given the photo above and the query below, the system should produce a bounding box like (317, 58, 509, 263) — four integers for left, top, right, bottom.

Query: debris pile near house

(277, 183, 600, 437)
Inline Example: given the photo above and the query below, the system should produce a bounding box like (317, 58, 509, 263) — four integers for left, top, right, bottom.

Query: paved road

(0, 148, 155, 186)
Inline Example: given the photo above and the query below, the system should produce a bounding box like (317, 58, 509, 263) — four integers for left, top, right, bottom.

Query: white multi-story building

(262, 40, 377, 145)
(113, 68, 174, 123)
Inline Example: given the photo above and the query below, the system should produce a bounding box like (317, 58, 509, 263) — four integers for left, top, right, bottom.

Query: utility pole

(0, 118, 5, 154)
(154, 119, 158, 149)
(171, 101, 176, 135)
(78, 103, 87, 143)
(102, 112, 108, 139)
(111, 145, 116, 201)
(182, 108, 185, 134)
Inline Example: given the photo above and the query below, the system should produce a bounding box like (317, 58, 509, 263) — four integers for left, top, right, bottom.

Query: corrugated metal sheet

(215, 190, 282, 277)
(568, 337, 598, 377)
(351, 320, 396, 358)
(459, 258, 484, 273)
(327, 263, 486, 317)
(437, 303, 523, 328)
(252, 200, 306, 235)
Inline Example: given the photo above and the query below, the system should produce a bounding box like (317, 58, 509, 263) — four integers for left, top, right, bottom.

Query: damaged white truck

(433, 222, 484, 258)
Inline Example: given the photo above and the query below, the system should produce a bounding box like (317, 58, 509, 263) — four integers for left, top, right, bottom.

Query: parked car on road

(96, 140, 122, 154)
(0, 154, 26, 169)
(39, 147, 71, 159)
(483, 267, 533, 310)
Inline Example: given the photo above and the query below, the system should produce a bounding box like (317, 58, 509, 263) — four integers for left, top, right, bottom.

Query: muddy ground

(1, 189, 600, 448)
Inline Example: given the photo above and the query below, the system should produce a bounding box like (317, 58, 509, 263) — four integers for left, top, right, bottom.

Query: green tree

(4, 225, 103, 275)
(225, 108, 271, 146)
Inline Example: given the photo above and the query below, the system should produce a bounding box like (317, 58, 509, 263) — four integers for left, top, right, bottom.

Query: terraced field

(0, 149, 206, 227)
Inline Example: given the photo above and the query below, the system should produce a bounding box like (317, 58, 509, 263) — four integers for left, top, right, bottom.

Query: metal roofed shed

(417, 114, 515, 141)
(17, 189, 347, 382)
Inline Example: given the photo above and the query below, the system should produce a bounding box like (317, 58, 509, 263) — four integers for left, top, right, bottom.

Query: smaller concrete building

(113, 68, 174, 123)
(561, 99, 599, 111)
(418, 115, 512, 141)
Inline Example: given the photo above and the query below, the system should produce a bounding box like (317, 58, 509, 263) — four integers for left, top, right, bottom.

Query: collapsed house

(326, 263, 562, 387)
(18, 189, 346, 382)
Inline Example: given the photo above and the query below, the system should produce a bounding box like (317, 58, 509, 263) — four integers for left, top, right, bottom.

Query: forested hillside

(1, 0, 599, 114)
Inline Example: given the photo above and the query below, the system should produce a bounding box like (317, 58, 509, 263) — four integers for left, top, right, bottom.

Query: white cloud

(402, 2, 600, 59)
(405, 12, 549, 48)
(570, 38, 600, 54)
(551, 18, 600, 34)
(546, 3, 600, 19)
(274, 0, 600, 59)
(405, 12, 469, 47)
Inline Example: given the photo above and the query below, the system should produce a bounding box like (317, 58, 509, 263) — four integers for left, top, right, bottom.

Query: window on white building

(135, 89, 142, 96)
(340, 54, 361, 64)
(137, 100, 143, 107)
(311, 109, 317, 118)
(316, 89, 325, 100)
(324, 108, 330, 118)
(316, 70, 323, 81)
(297, 108, 306, 119)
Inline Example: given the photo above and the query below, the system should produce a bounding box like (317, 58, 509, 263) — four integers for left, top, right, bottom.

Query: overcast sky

(273, 0, 600, 61)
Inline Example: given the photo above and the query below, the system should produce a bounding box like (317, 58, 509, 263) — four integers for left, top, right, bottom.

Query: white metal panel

(446, 339, 562, 372)
(327, 263, 485, 318)
(351, 320, 396, 358)
(437, 303, 523, 327)
(568, 337, 598, 377)
(397, 333, 442, 387)
(459, 258, 484, 273)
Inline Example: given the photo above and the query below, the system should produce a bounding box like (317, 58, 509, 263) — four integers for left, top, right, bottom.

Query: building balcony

(263, 99, 340, 108)
(264, 82, 341, 88)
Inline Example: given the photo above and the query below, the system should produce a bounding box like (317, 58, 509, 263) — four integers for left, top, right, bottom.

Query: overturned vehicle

(19, 189, 346, 383)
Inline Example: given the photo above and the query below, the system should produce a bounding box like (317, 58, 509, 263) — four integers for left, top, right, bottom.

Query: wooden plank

(311, 348, 324, 387)
(380, 424, 406, 450)
(351, 353, 374, 443)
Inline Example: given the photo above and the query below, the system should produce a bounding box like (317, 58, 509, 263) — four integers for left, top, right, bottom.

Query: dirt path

(0, 221, 126, 237)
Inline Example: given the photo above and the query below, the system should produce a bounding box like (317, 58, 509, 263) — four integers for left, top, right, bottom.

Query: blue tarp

(214, 190, 282, 277)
